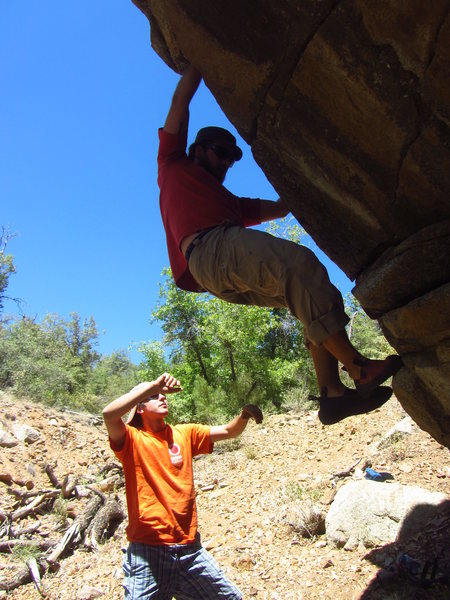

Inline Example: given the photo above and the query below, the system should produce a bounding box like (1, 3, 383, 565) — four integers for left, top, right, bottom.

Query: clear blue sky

(1, 2, 352, 363)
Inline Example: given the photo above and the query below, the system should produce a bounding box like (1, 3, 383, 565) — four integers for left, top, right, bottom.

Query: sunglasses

(207, 144, 235, 163)
(139, 395, 159, 406)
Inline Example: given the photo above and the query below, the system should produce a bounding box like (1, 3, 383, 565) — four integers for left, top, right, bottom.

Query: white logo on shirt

(169, 443, 183, 466)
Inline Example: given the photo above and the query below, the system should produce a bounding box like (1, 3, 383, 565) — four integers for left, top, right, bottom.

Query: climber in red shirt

(157, 65, 402, 425)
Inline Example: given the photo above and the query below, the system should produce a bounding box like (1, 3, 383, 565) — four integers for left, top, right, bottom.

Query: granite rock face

(133, 0, 450, 446)
(325, 480, 448, 549)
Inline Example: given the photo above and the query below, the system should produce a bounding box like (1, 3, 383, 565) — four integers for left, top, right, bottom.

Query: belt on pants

(184, 227, 217, 263)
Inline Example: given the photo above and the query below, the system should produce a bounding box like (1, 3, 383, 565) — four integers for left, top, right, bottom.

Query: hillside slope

(0, 392, 449, 599)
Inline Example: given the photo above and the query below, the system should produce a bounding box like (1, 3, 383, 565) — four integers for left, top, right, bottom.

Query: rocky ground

(0, 390, 449, 600)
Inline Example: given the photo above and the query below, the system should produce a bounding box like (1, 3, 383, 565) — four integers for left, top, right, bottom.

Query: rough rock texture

(132, 0, 450, 446)
(325, 479, 448, 549)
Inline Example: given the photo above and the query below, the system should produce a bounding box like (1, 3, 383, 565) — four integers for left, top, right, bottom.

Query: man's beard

(197, 156, 227, 183)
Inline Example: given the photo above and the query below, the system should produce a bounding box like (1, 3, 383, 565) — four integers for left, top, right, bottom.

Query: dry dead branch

(0, 564, 33, 592)
(100, 461, 123, 477)
(44, 463, 61, 488)
(11, 494, 49, 522)
(0, 494, 104, 592)
(8, 488, 60, 501)
(61, 474, 77, 499)
(85, 485, 106, 502)
(0, 539, 54, 553)
(0, 444, 126, 595)
(28, 557, 45, 597)
(95, 474, 123, 493)
(10, 521, 41, 538)
(331, 457, 369, 480)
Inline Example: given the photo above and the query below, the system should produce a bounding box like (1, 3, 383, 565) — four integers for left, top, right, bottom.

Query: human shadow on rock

(360, 499, 450, 600)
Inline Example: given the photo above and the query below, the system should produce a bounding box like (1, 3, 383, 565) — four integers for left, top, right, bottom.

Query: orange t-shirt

(111, 423, 212, 545)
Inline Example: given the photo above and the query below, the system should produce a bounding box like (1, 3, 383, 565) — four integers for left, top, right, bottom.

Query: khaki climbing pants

(187, 224, 349, 346)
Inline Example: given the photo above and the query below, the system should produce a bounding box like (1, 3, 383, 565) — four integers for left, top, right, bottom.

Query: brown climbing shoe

(353, 355, 402, 398)
(312, 386, 393, 425)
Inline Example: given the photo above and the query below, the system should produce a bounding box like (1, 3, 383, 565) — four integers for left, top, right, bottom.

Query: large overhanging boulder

(132, 0, 450, 447)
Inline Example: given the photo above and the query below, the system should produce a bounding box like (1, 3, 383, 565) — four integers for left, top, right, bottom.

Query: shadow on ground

(360, 500, 450, 599)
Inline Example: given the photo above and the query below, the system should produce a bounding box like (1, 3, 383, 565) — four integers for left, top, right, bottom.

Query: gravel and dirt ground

(0, 391, 449, 599)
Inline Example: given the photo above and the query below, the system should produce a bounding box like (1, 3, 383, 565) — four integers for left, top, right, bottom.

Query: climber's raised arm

(163, 65, 202, 135)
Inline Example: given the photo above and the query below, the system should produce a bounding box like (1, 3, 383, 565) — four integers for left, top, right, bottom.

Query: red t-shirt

(111, 423, 212, 545)
(157, 128, 262, 291)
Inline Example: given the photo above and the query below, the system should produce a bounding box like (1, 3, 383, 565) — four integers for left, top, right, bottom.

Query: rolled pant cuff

(305, 307, 350, 346)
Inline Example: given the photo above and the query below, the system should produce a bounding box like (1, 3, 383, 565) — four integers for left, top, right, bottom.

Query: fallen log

(46, 495, 103, 564)
(87, 496, 125, 550)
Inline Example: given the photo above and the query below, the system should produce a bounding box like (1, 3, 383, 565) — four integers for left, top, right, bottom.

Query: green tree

(0, 231, 141, 413)
(345, 295, 394, 359)
(264, 215, 305, 245)
(0, 227, 17, 317)
(85, 351, 139, 412)
(0, 316, 80, 404)
(66, 312, 100, 389)
(146, 269, 316, 421)
(152, 268, 212, 384)
(138, 341, 169, 380)
(0, 313, 102, 407)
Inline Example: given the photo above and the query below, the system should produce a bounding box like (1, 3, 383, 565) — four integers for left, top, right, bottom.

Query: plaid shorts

(123, 538, 242, 599)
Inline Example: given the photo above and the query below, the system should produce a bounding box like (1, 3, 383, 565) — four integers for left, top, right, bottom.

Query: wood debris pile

(0, 461, 125, 595)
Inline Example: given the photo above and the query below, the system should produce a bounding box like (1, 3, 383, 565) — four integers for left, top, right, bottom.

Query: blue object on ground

(398, 554, 421, 576)
(365, 468, 395, 481)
